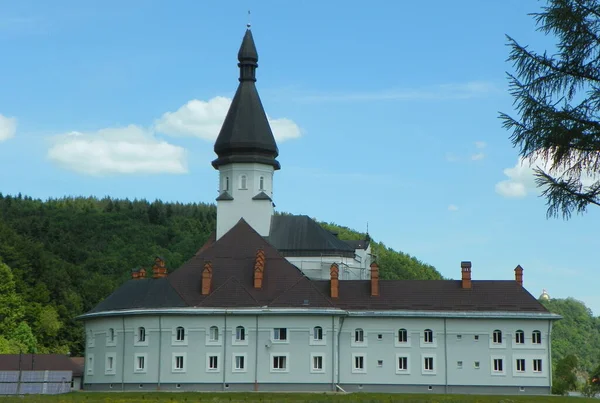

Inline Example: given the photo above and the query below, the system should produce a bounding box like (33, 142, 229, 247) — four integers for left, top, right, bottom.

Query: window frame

(233, 325, 248, 345)
(270, 353, 290, 373)
(310, 353, 325, 374)
(134, 353, 148, 374)
(395, 354, 410, 374)
(172, 353, 187, 373)
(515, 330, 525, 344)
(272, 327, 288, 343)
(104, 352, 117, 376)
(135, 327, 148, 346)
(87, 329, 95, 348)
(351, 328, 367, 347)
(259, 176, 265, 191)
(491, 355, 506, 376)
(206, 325, 221, 345)
(422, 354, 436, 375)
(532, 330, 542, 345)
(351, 353, 367, 374)
(421, 329, 437, 347)
(310, 326, 326, 346)
(240, 175, 247, 190)
(490, 329, 505, 349)
(206, 353, 221, 372)
(86, 354, 94, 375)
(533, 359, 543, 373)
(516, 358, 525, 373)
(106, 328, 116, 346)
(232, 353, 247, 373)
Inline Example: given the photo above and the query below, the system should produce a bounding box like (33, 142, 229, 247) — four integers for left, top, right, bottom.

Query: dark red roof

(87, 219, 549, 315)
(0, 354, 82, 374)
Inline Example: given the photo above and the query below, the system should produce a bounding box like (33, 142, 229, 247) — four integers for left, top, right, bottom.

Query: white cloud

(495, 155, 598, 198)
(471, 152, 485, 161)
(475, 141, 486, 149)
(448, 204, 459, 212)
(0, 114, 17, 142)
(47, 125, 187, 176)
(155, 97, 301, 142)
(295, 81, 500, 103)
(445, 152, 459, 162)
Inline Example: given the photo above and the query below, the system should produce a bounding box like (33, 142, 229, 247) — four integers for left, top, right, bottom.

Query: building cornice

(77, 307, 561, 321)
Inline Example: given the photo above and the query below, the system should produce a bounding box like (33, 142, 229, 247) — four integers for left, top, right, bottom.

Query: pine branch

(535, 168, 600, 218)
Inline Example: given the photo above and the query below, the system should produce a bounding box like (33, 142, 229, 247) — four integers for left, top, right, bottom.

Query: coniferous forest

(0, 193, 598, 376)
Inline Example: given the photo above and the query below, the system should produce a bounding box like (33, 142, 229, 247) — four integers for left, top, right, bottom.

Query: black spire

(212, 28, 280, 170)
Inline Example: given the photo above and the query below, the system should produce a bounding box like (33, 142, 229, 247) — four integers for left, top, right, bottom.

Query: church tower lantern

(213, 27, 279, 240)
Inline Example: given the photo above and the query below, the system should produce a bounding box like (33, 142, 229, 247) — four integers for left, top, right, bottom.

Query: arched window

(532, 330, 542, 344)
(235, 326, 245, 341)
(108, 328, 115, 343)
(176, 326, 185, 341)
(88, 330, 94, 346)
(424, 329, 433, 343)
(138, 327, 146, 342)
(259, 176, 265, 190)
(492, 329, 502, 344)
(398, 328, 408, 343)
(515, 330, 524, 344)
(354, 328, 364, 343)
(225, 176, 230, 191)
(240, 175, 247, 189)
(313, 326, 323, 341)
(209, 326, 219, 341)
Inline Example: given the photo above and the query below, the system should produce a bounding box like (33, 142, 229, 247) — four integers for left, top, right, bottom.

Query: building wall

(287, 244, 373, 281)
(216, 163, 274, 239)
(83, 314, 552, 393)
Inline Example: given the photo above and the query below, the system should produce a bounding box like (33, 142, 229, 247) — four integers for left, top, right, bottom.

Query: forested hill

(0, 194, 441, 356)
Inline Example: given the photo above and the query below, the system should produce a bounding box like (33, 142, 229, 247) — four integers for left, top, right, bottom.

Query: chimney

(201, 261, 212, 295)
(514, 265, 523, 286)
(370, 262, 379, 297)
(152, 256, 168, 279)
(330, 263, 339, 298)
(461, 261, 472, 289)
(138, 267, 146, 279)
(131, 268, 139, 280)
(254, 249, 265, 289)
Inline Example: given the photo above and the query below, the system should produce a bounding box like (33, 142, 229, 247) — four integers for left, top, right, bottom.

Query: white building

(79, 27, 560, 395)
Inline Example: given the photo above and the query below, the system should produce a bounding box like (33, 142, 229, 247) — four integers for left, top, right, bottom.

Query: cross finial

(247, 10, 251, 29)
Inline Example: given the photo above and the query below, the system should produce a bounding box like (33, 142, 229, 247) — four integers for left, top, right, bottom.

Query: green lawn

(0, 392, 596, 403)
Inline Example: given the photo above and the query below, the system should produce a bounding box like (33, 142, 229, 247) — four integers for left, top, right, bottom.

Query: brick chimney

(201, 261, 212, 295)
(370, 262, 379, 297)
(514, 265, 523, 286)
(138, 267, 146, 279)
(330, 263, 339, 298)
(254, 249, 265, 289)
(152, 256, 168, 279)
(461, 261, 472, 289)
(131, 268, 139, 280)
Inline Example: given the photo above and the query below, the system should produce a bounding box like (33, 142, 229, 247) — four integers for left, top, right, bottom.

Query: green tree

(0, 261, 24, 334)
(12, 322, 37, 353)
(500, 0, 600, 219)
(553, 354, 579, 395)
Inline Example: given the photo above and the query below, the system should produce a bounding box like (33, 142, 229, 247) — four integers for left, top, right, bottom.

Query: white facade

(216, 163, 274, 240)
(286, 244, 373, 280)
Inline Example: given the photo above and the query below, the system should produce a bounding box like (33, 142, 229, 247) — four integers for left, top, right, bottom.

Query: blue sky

(1, 0, 598, 314)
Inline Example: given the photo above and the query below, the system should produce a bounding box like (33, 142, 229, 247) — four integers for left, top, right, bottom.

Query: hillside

(0, 194, 441, 355)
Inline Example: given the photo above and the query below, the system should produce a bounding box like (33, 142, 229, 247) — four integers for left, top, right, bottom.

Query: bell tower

(212, 27, 280, 240)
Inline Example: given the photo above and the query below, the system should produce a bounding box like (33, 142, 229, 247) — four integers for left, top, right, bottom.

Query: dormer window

(240, 175, 247, 190)
(259, 176, 265, 191)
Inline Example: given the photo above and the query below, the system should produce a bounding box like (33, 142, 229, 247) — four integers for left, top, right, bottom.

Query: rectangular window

(313, 356, 323, 370)
(87, 355, 94, 375)
(137, 356, 145, 370)
(138, 327, 146, 342)
(474, 361, 480, 369)
(398, 357, 408, 371)
(533, 359, 542, 372)
(107, 356, 113, 370)
(424, 357, 434, 371)
(456, 334, 462, 340)
(474, 335, 479, 341)
(457, 361, 463, 368)
(516, 359, 525, 372)
(354, 356, 364, 370)
(493, 358, 504, 372)
(175, 356, 184, 370)
(273, 328, 287, 341)
(104, 353, 116, 375)
(272, 355, 287, 370)
(235, 355, 245, 370)
(208, 355, 218, 370)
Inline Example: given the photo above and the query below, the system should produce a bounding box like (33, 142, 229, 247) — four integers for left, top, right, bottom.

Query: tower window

(259, 176, 265, 190)
(225, 176, 230, 191)
(240, 175, 247, 189)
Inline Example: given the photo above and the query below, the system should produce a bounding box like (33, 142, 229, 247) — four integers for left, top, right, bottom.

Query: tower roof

(212, 28, 280, 170)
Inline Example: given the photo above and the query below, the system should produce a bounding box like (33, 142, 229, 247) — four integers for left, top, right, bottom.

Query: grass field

(0, 392, 597, 403)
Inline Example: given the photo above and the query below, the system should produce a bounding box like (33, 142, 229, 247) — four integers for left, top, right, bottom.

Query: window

(138, 327, 146, 343)
(474, 334, 479, 341)
(456, 334, 462, 340)
(173, 354, 185, 372)
(533, 359, 543, 372)
(313, 326, 323, 341)
(88, 330, 95, 347)
(108, 328, 115, 344)
(354, 328, 364, 343)
(235, 326, 246, 342)
(516, 359, 525, 372)
(492, 329, 502, 344)
(353, 355, 365, 372)
(272, 355, 287, 371)
(474, 361, 480, 369)
(532, 330, 542, 344)
(398, 329, 408, 343)
(273, 328, 287, 341)
(234, 355, 245, 371)
(105, 353, 116, 375)
(176, 326, 185, 342)
(209, 326, 219, 342)
(457, 361, 463, 368)
(377, 360, 383, 367)
(312, 355, 323, 371)
(240, 175, 247, 189)
(424, 357, 434, 372)
(377, 334, 383, 340)
(87, 354, 94, 375)
(207, 355, 219, 371)
(259, 176, 265, 190)
(398, 357, 408, 371)
(424, 329, 433, 343)
(515, 330, 524, 344)
(225, 176, 230, 191)
(134, 354, 148, 373)
(493, 358, 504, 372)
